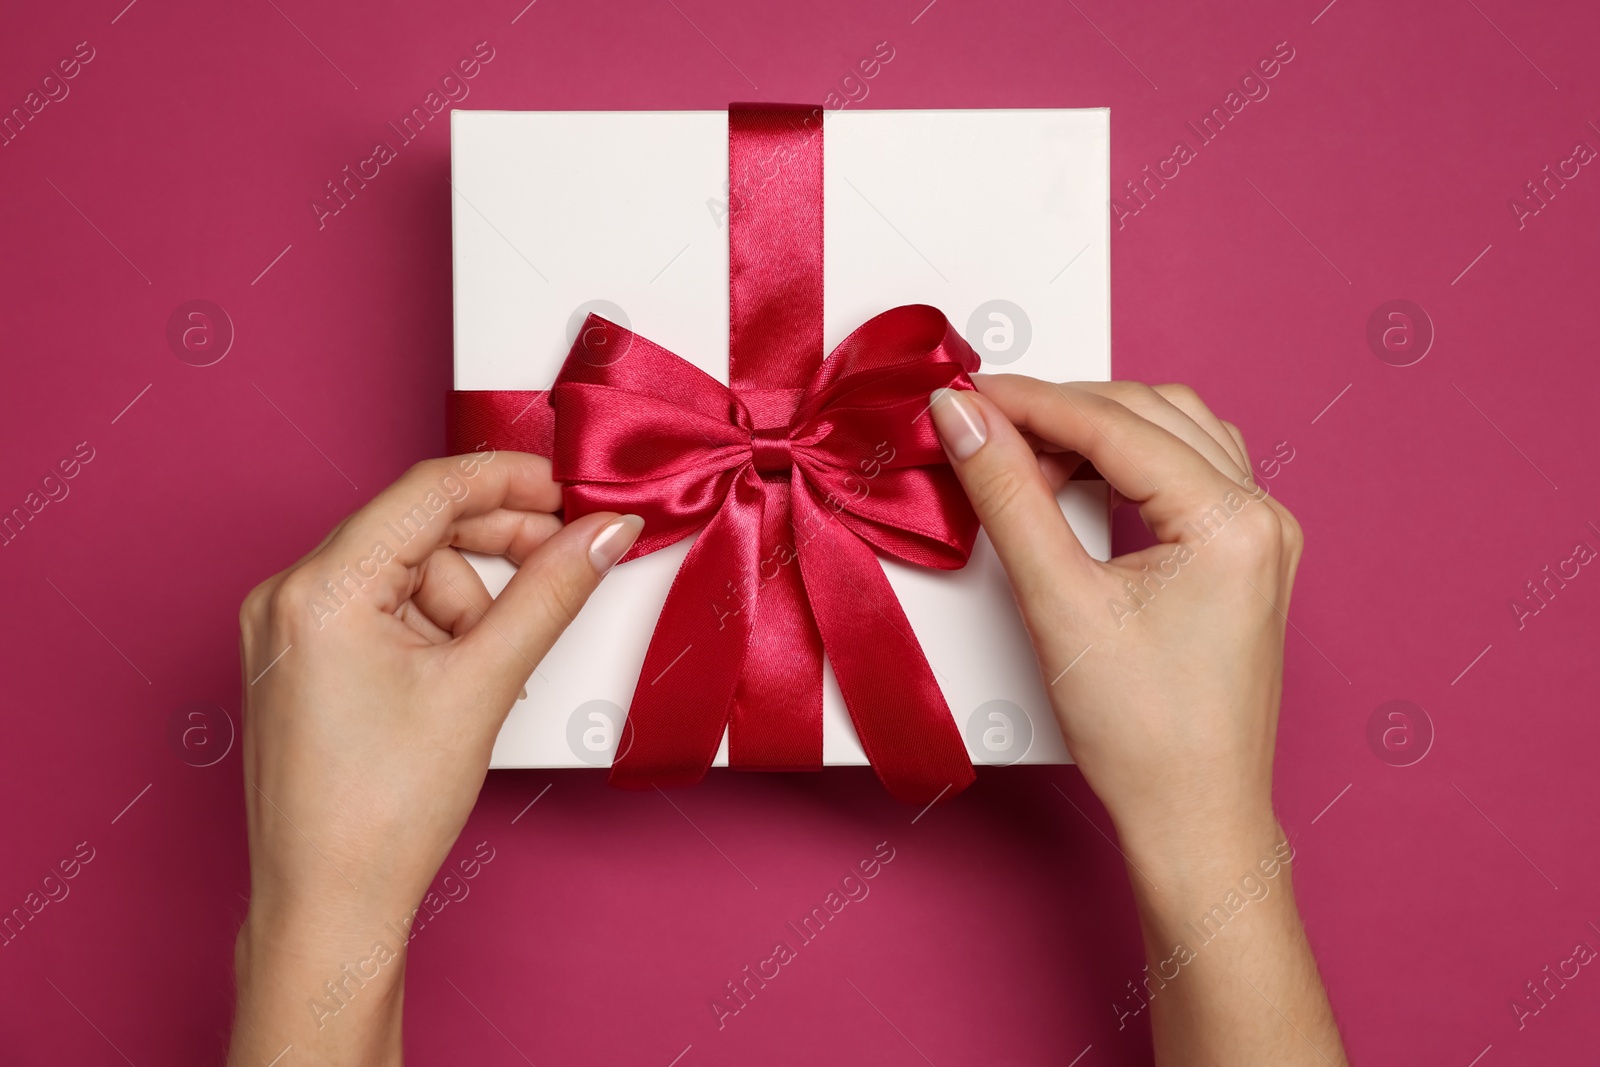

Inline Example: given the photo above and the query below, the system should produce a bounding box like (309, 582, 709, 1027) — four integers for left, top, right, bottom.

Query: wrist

(1116, 791, 1280, 877)
(236, 897, 415, 1000)
(1117, 811, 1296, 945)
(230, 902, 413, 1066)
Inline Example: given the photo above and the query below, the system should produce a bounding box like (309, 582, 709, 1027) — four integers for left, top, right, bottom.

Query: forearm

(227, 906, 410, 1066)
(1120, 816, 1346, 1067)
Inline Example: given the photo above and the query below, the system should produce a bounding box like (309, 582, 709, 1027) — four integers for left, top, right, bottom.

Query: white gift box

(451, 108, 1111, 770)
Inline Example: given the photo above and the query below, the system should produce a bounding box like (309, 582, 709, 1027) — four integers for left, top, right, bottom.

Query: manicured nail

(929, 388, 988, 460)
(588, 514, 644, 574)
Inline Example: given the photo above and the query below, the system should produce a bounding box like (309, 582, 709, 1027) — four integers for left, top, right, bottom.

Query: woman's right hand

(930, 375, 1301, 858)
(929, 374, 1343, 1067)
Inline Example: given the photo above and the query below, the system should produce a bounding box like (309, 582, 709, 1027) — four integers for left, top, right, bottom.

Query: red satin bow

(448, 104, 980, 803)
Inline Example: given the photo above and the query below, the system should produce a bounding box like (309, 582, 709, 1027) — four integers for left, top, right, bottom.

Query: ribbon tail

(608, 470, 765, 790)
(730, 478, 824, 770)
(791, 483, 975, 804)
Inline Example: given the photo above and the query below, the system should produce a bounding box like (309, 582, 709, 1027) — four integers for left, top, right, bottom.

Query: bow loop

(783, 304, 984, 569)
(793, 305, 980, 425)
(552, 315, 756, 560)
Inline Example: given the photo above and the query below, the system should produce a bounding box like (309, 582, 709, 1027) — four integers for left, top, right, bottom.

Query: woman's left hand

(227, 452, 641, 1065)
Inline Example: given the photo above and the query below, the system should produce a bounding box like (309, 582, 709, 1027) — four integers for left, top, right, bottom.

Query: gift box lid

(451, 107, 1110, 770)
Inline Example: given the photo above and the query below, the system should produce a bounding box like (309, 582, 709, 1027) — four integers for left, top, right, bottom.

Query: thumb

(929, 388, 1096, 609)
(460, 511, 644, 698)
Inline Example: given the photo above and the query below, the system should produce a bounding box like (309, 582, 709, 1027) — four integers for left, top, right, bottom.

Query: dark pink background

(3, 0, 1597, 1062)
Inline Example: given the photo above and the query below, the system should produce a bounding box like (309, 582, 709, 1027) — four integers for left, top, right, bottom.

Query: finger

(1217, 419, 1304, 593)
(395, 599, 452, 645)
(449, 508, 564, 565)
(1037, 451, 1086, 493)
(1202, 415, 1296, 538)
(1221, 420, 1252, 468)
(970, 375, 1243, 543)
(247, 514, 355, 606)
(1071, 381, 1248, 485)
(314, 452, 561, 612)
(455, 511, 644, 701)
(928, 388, 1100, 615)
(406, 546, 496, 640)
(1151, 384, 1250, 476)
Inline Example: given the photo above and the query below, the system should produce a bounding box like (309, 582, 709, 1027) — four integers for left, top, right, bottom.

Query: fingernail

(588, 514, 644, 574)
(929, 388, 988, 460)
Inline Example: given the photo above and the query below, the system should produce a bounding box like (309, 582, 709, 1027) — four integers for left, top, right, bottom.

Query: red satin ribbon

(448, 104, 979, 803)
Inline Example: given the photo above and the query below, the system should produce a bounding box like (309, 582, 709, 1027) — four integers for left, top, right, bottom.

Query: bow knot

(749, 426, 795, 475)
